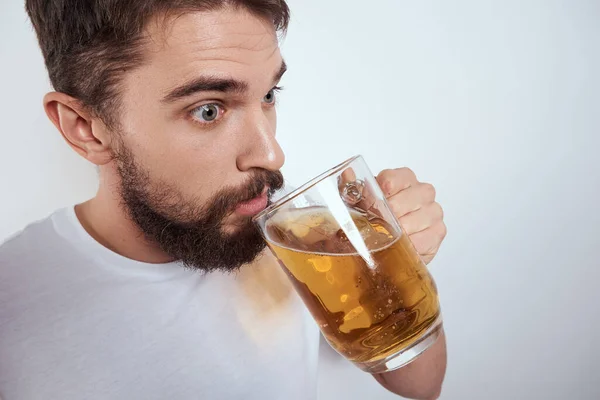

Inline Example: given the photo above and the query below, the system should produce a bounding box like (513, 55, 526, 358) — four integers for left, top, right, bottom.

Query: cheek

(121, 117, 239, 203)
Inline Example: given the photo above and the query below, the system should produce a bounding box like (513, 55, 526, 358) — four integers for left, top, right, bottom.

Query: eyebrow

(162, 60, 288, 104)
(274, 60, 287, 84)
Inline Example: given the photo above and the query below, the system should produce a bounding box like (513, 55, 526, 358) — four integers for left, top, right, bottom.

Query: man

(0, 1, 447, 399)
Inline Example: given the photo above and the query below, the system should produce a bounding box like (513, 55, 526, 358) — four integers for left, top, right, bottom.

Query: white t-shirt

(0, 207, 320, 399)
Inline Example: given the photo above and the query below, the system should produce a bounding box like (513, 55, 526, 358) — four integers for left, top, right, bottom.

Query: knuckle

(397, 167, 417, 181)
(438, 222, 447, 239)
(432, 202, 444, 218)
(420, 182, 436, 201)
(377, 169, 394, 181)
(377, 170, 395, 192)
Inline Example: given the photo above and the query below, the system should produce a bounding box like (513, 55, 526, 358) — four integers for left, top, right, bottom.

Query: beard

(113, 145, 284, 273)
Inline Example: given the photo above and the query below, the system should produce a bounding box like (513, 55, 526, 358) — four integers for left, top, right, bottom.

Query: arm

(374, 168, 448, 398)
(373, 330, 447, 399)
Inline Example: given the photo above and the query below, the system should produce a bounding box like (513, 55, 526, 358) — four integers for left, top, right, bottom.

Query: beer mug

(254, 155, 442, 373)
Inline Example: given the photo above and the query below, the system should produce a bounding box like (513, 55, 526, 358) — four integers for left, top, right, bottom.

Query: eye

(191, 103, 223, 123)
(263, 87, 282, 105)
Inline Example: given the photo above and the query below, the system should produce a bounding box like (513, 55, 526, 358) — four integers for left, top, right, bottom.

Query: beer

(265, 207, 440, 366)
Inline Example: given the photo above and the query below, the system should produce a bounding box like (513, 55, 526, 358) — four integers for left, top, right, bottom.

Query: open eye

(263, 86, 282, 105)
(263, 89, 276, 104)
(190, 103, 223, 123)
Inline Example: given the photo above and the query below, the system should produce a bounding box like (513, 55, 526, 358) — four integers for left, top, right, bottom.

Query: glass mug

(254, 155, 442, 373)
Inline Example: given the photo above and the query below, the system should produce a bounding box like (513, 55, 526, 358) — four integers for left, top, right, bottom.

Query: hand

(376, 168, 446, 265)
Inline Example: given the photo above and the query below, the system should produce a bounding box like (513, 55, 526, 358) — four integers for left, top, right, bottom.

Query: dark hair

(25, 0, 290, 126)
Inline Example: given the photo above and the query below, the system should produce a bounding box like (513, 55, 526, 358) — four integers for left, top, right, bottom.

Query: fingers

(340, 168, 357, 185)
(376, 167, 446, 265)
(407, 221, 447, 264)
(387, 183, 436, 217)
(338, 167, 378, 213)
(398, 202, 444, 235)
(376, 168, 418, 197)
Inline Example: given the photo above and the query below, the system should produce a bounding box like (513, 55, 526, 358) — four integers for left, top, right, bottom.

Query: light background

(1, 0, 599, 399)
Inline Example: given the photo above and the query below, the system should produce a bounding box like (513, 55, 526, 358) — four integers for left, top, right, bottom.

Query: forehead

(136, 9, 281, 90)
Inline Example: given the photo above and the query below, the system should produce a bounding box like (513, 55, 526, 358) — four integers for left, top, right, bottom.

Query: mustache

(239, 169, 285, 203)
(208, 169, 284, 219)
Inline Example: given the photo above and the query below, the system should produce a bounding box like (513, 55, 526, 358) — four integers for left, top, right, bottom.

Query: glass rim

(253, 154, 363, 223)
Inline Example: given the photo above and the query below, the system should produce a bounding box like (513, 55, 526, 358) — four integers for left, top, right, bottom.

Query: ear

(43, 92, 114, 165)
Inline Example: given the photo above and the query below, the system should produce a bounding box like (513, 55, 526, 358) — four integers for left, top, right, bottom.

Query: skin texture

(41, 7, 446, 399)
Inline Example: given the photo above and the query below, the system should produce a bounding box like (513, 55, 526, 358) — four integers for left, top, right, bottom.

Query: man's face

(106, 9, 286, 272)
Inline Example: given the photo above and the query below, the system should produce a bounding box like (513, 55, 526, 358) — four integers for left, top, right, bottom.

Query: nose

(236, 108, 285, 172)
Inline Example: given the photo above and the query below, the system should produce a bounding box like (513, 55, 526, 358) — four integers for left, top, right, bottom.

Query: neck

(75, 181, 174, 264)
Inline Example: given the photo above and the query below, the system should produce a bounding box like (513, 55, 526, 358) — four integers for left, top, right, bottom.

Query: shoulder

(0, 209, 75, 295)
(0, 209, 82, 325)
(0, 212, 61, 265)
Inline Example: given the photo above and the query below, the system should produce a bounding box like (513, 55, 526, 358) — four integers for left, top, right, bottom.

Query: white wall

(2, 1, 599, 399)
